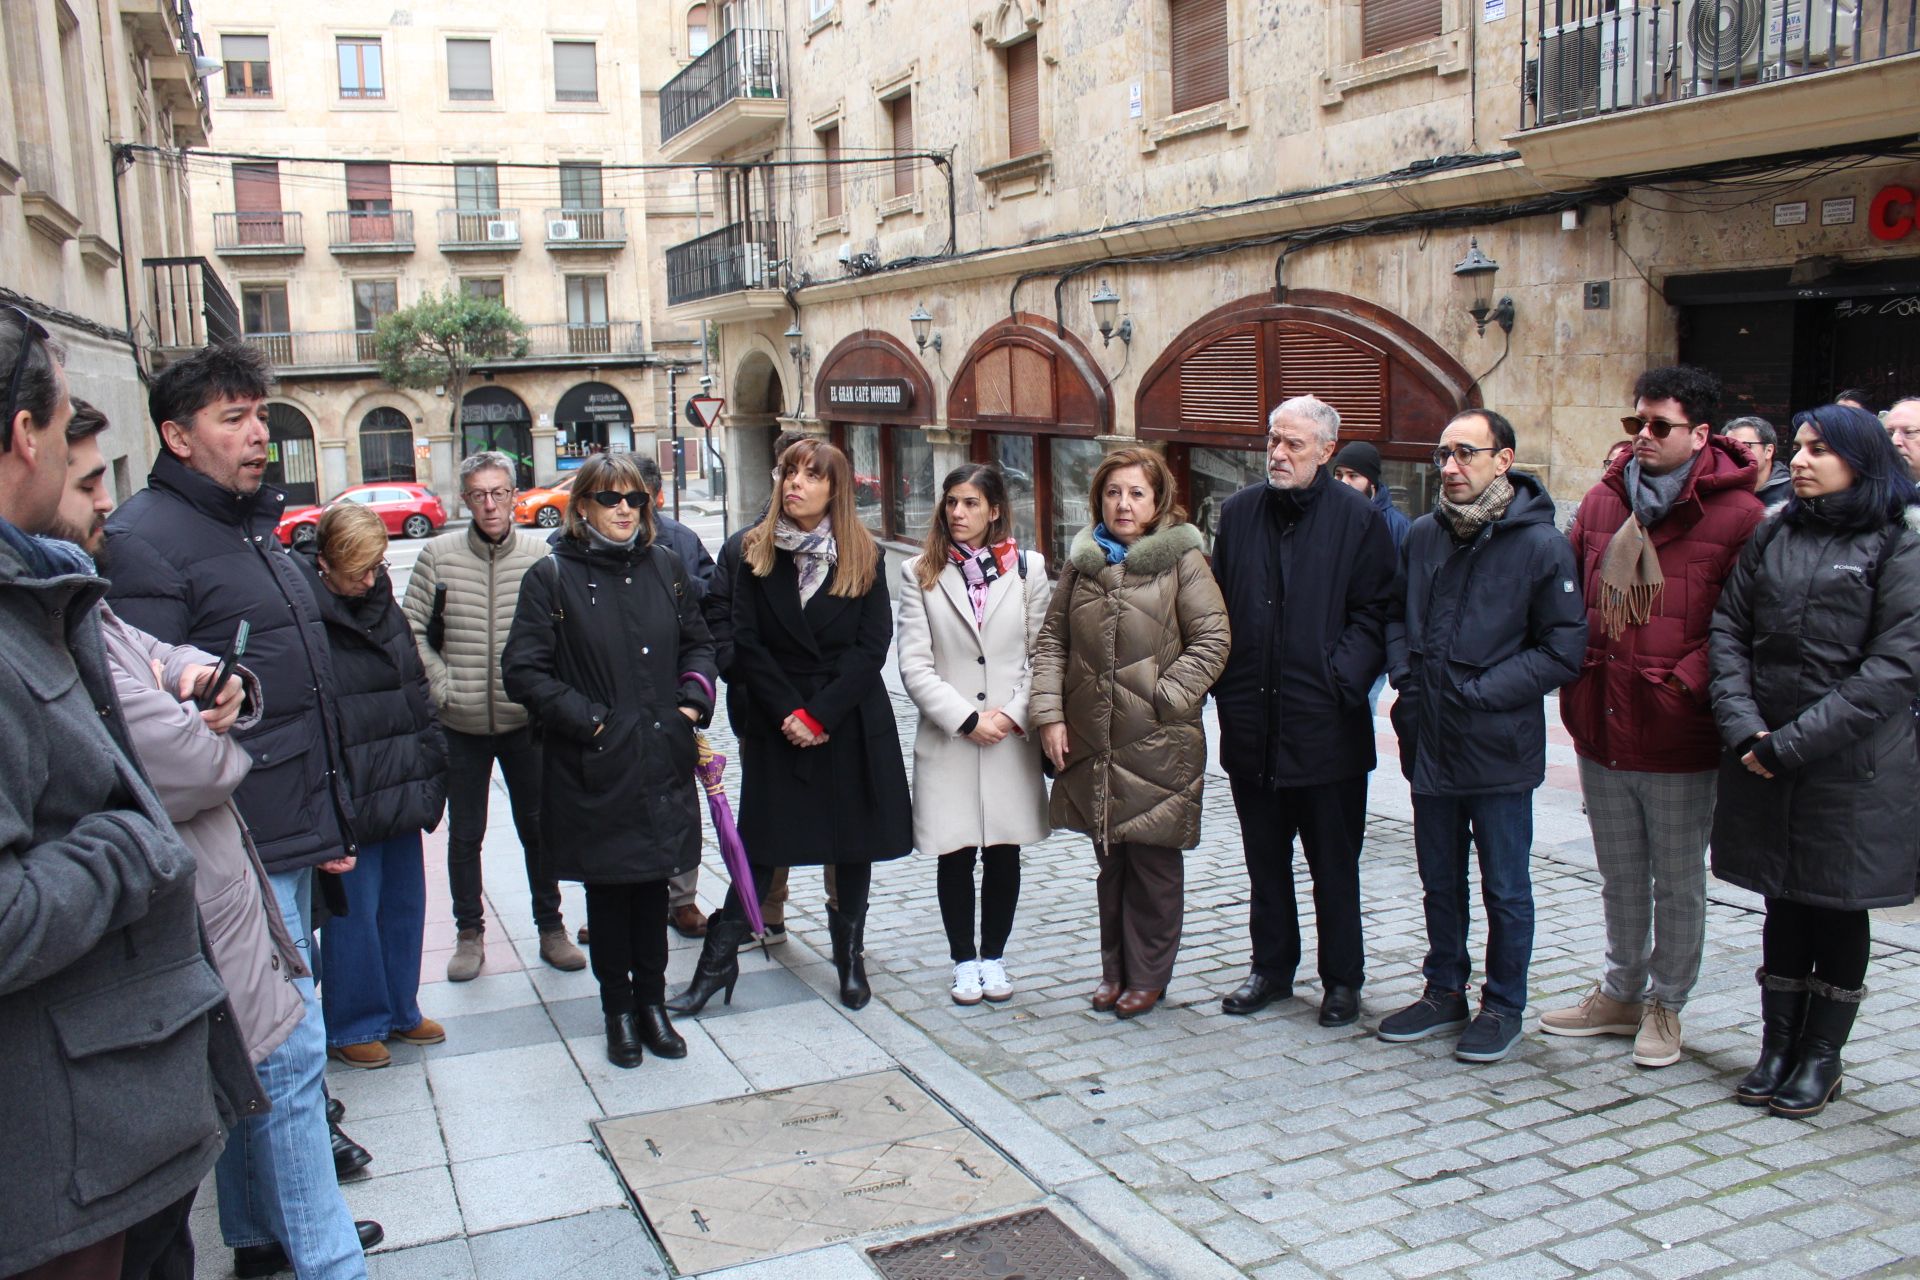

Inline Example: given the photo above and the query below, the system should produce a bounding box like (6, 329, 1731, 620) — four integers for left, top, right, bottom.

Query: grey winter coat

(1708, 505, 1920, 909)
(401, 523, 549, 737)
(0, 529, 263, 1277)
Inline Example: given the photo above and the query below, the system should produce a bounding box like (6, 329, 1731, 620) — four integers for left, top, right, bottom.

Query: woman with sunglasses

(1708, 403, 1920, 1118)
(897, 463, 1053, 1005)
(503, 452, 715, 1067)
(670, 439, 911, 1013)
(293, 503, 449, 1069)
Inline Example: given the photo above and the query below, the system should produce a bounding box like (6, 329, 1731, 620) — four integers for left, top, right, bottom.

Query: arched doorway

(727, 350, 787, 519)
(554, 382, 635, 471)
(266, 402, 318, 506)
(813, 330, 936, 543)
(1136, 289, 1478, 545)
(359, 406, 415, 483)
(460, 386, 534, 489)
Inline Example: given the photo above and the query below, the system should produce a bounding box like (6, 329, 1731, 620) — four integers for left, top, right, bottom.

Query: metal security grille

(868, 1208, 1127, 1280)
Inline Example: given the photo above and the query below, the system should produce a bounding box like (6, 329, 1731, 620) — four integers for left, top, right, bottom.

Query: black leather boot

(666, 916, 750, 1014)
(331, 1122, 372, 1179)
(1769, 977, 1864, 1119)
(638, 1005, 687, 1059)
(604, 1012, 643, 1069)
(1736, 967, 1809, 1106)
(828, 906, 870, 1010)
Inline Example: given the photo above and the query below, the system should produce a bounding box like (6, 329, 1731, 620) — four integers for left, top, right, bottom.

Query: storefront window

(1189, 446, 1267, 554)
(890, 428, 937, 543)
(1049, 437, 1103, 566)
(843, 423, 883, 537)
(984, 433, 1038, 548)
(1380, 459, 1438, 519)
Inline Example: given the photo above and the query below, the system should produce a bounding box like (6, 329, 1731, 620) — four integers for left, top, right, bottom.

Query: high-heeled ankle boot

(604, 1011, 642, 1069)
(666, 916, 750, 1014)
(638, 1005, 687, 1059)
(827, 906, 870, 1010)
(1769, 977, 1865, 1119)
(1737, 968, 1809, 1106)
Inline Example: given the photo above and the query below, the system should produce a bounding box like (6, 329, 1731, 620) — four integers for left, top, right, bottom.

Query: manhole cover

(596, 1070, 1041, 1273)
(867, 1207, 1126, 1280)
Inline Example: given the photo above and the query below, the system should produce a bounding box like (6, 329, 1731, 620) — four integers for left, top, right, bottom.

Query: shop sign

(1869, 185, 1915, 242)
(824, 378, 913, 410)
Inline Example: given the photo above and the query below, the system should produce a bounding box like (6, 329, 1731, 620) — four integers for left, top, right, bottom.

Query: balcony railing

(1520, 0, 1916, 129)
(438, 208, 523, 250)
(327, 209, 415, 253)
(665, 219, 780, 306)
(212, 210, 303, 254)
(142, 256, 240, 352)
(241, 321, 643, 370)
(542, 207, 627, 247)
(660, 27, 783, 144)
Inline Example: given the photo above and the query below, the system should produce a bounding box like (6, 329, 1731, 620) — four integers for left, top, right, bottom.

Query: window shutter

(223, 34, 268, 62)
(1006, 38, 1040, 158)
(821, 126, 843, 217)
(1276, 328, 1387, 438)
(1362, 0, 1443, 58)
(890, 94, 915, 197)
(232, 162, 280, 211)
(344, 162, 390, 204)
(1169, 0, 1229, 114)
(447, 39, 492, 99)
(554, 41, 597, 101)
(1178, 327, 1264, 428)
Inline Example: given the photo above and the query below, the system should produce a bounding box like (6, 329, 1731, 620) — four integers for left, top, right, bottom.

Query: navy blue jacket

(654, 512, 716, 601)
(1385, 471, 1586, 796)
(1374, 486, 1412, 554)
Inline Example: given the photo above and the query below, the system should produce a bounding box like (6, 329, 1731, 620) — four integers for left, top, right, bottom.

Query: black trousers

(1231, 775, 1369, 990)
(584, 880, 671, 1013)
(937, 846, 1020, 962)
(715, 861, 872, 924)
(444, 727, 562, 934)
(114, 1190, 196, 1280)
(1763, 898, 1871, 989)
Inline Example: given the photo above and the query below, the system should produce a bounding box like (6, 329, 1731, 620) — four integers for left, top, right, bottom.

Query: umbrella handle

(680, 670, 716, 705)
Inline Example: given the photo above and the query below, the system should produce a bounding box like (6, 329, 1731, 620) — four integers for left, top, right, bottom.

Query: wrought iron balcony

(438, 208, 524, 251)
(665, 219, 781, 307)
(241, 321, 644, 371)
(327, 210, 415, 254)
(659, 28, 784, 151)
(542, 207, 627, 249)
(142, 256, 240, 359)
(212, 210, 303, 255)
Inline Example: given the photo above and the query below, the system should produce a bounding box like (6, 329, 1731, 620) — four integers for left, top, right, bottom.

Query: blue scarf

(1091, 523, 1130, 566)
(0, 515, 68, 579)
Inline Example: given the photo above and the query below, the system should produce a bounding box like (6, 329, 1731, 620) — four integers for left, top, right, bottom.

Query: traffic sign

(685, 395, 726, 430)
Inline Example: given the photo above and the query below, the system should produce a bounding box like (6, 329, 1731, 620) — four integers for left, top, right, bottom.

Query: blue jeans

(1412, 791, 1535, 1017)
(321, 832, 427, 1047)
(215, 868, 368, 1278)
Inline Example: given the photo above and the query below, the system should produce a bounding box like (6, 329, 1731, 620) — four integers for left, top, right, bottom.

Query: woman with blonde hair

(897, 462, 1052, 1004)
(502, 450, 716, 1067)
(670, 438, 911, 1013)
(1030, 447, 1230, 1020)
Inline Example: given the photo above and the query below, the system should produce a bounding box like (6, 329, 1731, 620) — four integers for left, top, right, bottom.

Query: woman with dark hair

(670, 438, 911, 1013)
(1030, 447, 1231, 1020)
(1709, 402, 1920, 1118)
(897, 463, 1053, 1004)
(502, 451, 716, 1067)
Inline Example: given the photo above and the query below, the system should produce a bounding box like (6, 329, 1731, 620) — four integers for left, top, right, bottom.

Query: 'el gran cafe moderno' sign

(823, 378, 915, 416)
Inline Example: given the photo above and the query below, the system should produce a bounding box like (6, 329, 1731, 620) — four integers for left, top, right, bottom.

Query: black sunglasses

(2, 305, 52, 454)
(1621, 414, 1694, 440)
(590, 490, 647, 510)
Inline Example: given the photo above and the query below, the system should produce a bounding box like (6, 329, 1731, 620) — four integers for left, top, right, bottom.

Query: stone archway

(265, 401, 318, 506)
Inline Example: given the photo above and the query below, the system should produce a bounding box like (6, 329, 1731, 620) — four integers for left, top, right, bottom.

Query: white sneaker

(950, 960, 984, 1005)
(978, 958, 1013, 1003)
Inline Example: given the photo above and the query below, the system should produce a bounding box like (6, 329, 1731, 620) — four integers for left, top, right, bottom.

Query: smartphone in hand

(197, 620, 250, 709)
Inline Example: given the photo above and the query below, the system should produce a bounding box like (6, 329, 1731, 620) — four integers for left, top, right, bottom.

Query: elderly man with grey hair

(1718, 416, 1791, 506)
(1209, 395, 1398, 1027)
(402, 451, 584, 981)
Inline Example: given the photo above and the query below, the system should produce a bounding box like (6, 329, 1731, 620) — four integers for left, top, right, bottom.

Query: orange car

(513, 474, 576, 528)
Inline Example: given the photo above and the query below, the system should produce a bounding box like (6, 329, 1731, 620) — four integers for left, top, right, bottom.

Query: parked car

(514, 474, 576, 529)
(275, 482, 449, 548)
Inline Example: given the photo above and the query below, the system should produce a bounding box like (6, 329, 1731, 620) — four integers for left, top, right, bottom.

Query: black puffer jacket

(293, 551, 447, 844)
(103, 452, 357, 872)
(1708, 505, 1920, 909)
(1386, 472, 1587, 795)
(502, 536, 716, 884)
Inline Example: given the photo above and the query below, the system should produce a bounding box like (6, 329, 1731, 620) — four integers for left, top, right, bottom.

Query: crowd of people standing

(5, 306, 1919, 1280)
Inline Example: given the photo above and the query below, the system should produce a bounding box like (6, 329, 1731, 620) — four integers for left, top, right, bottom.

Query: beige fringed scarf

(1598, 514, 1664, 639)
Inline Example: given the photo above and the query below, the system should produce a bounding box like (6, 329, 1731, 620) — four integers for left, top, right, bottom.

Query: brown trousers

(758, 864, 838, 927)
(1095, 841, 1184, 990)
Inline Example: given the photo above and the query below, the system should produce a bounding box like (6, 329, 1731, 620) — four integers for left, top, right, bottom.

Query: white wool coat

(897, 551, 1054, 855)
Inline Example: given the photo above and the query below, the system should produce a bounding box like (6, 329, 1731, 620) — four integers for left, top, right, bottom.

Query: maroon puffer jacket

(1561, 436, 1765, 772)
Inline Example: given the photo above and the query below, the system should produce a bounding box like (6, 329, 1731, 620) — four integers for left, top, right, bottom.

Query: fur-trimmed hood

(1069, 521, 1205, 577)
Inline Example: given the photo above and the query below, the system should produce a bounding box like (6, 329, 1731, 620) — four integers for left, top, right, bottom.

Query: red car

(276, 482, 449, 547)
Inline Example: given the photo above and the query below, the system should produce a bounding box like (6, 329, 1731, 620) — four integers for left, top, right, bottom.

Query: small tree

(374, 290, 530, 441)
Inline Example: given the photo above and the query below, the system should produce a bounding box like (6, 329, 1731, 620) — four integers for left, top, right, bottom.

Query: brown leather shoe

(328, 1042, 392, 1069)
(670, 904, 709, 938)
(1114, 988, 1162, 1020)
(1090, 980, 1122, 1012)
(391, 1017, 445, 1045)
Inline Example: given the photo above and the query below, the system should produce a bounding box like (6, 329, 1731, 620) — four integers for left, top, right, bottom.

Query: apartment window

(1005, 38, 1039, 157)
(887, 93, 915, 199)
(447, 38, 493, 101)
(344, 162, 394, 242)
(454, 164, 499, 211)
(558, 162, 602, 210)
(56, 6, 95, 221)
(810, 0, 833, 18)
(1168, 0, 1229, 113)
(1361, 0, 1443, 56)
(232, 161, 286, 245)
(566, 276, 610, 354)
(461, 277, 505, 304)
(819, 125, 843, 218)
(688, 4, 710, 56)
(353, 279, 398, 359)
(222, 34, 271, 98)
(338, 38, 384, 99)
(242, 285, 289, 333)
(554, 41, 598, 102)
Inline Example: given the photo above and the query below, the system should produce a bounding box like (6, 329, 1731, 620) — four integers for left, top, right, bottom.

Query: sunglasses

(1621, 415, 1695, 440)
(590, 490, 647, 510)
(3, 305, 52, 453)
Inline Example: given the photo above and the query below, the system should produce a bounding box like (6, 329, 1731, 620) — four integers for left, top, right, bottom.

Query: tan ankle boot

(540, 925, 587, 971)
(446, 928, 485, 983)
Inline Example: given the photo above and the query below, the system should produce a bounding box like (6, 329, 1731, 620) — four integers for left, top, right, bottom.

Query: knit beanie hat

(1331, 441, 1383, 490)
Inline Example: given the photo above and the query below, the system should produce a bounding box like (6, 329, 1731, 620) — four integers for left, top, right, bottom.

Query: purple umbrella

(681, 672, 765, 937)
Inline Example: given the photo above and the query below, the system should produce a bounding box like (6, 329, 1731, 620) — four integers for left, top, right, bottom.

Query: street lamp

(784, 321, 805, 363)
(908, 304, 940, 355)
(1089, 280, 1132, 347)
(1452, 238, 1515, 337)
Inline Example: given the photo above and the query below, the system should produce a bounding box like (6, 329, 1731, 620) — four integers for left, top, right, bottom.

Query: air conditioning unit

(485, 219, 518, 242)
(548, 218, 580, 240)
(1678, 0, 1856, 86)
(1532, 7, 1668, 125)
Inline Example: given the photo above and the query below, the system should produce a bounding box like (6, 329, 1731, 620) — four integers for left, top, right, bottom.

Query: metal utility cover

(597, 1070, 1041, 1273)
(868, 1207, 1128, 1280)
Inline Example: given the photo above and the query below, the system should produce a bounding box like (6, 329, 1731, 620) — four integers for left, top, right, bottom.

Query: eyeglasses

(590, 490, 647, 510)
(1431, 444, 1502, 468)
(1621, 415, 1695, 439)
(3, 305, 52, 453)
(463, 487, 513, 506)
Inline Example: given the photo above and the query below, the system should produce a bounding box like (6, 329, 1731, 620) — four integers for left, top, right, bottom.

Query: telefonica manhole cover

(868, 1208, 1127, 1280)
(596, 1070, 1041, 1273)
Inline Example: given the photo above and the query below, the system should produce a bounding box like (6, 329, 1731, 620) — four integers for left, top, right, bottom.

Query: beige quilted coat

(401, 524, 550, 735)
(1028, 522, 1230, 850)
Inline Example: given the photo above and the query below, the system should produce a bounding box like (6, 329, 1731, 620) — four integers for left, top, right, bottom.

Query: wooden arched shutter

(1176, 326, 1264, 431)
(1277, 324, 1386, 439)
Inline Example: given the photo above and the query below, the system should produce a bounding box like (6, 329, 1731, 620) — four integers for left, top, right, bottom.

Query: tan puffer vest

(401, 524, 550, 736)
